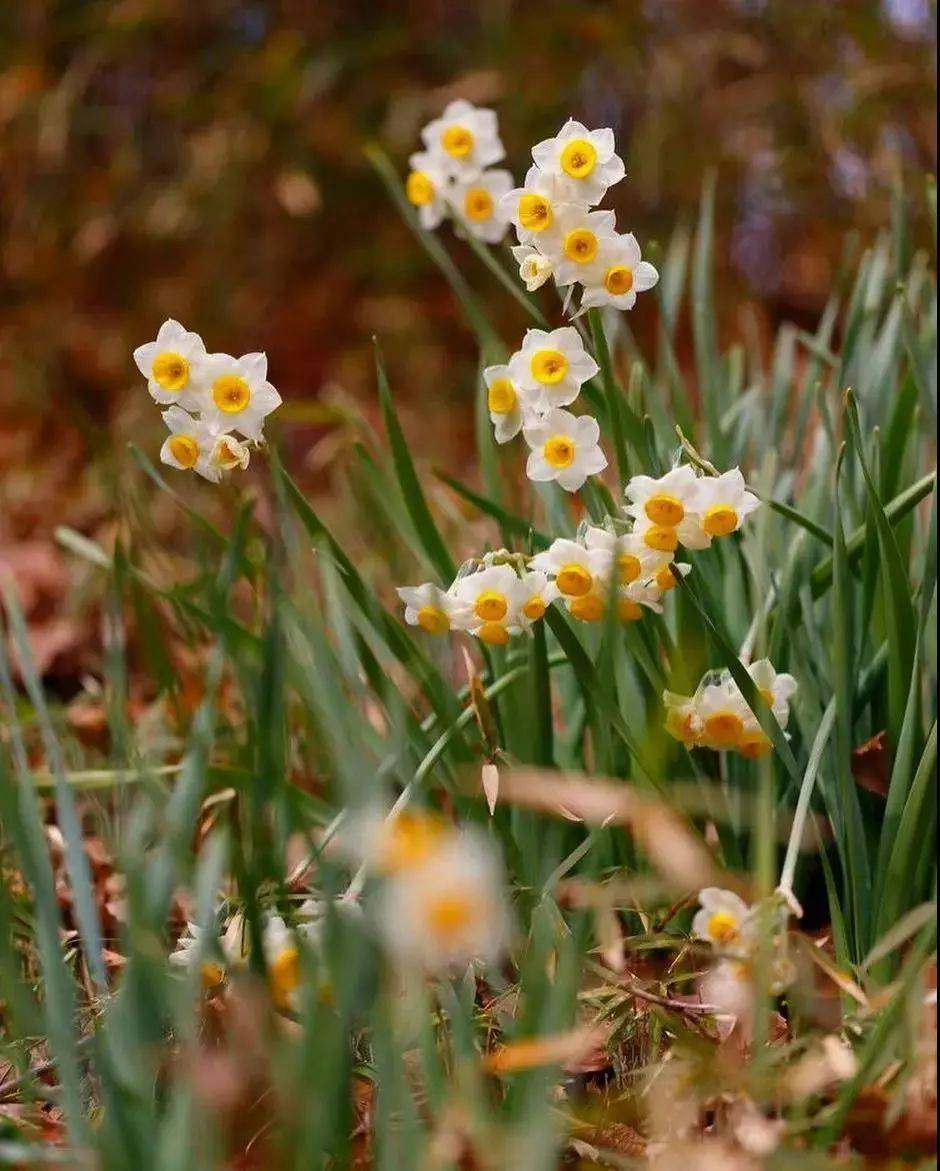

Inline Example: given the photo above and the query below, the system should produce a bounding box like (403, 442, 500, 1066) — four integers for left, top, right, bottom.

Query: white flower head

(262, 914, 302, 1010)
(376, 829, 510, 973)
(531, 119, 626, 206)
(696, 679, 754, 752)
(406, 150, 452, 230)
(500, 165, 571, 242)
(201, 351, 282, 441)
(529, 537, 609, 600)
(617, 577, 664, 621)
(420, 99, 504, 177)
(583, 525, 670, 586)
(662, 690, 704, 748)
(539, 205, 617, 288)
(449, 168, 514, 243)
(691, 468, 761, 541)
(580, 233, 659, 312)
(170, 914, 246, 990)
(624, 465, 703, 545)
(134, 318, 209, 409)
(483, 364, 532, 444)
(508, 326, 599, 410)
(396, 582, 471, 636)
(747, 659, 798, 729)
(515, 570, 559, 627)
(160, 406, 225, 483)
(511, 244, 554, 292)
(692, 887, 753, 953)
(523, 408, 608, 493)
(453, 563, 527, 645)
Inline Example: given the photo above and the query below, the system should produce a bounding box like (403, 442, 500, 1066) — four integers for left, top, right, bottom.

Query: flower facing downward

(531, 119, 626, 206)
(134, 319, 209, 409)
(691, 469, 761, 541)
(202, 352, 282, 441)
(580, 233, 660, 312)
(420, 99, 504, 176)
(692, 888, 753, 953)
(396, 583, 470, 635)
(509, 327, 600, 410)
(523, 409, 608, 493)
(511, 245, 554, 292)
(450, 169, 514, 243)
(405, 151, 452, 230)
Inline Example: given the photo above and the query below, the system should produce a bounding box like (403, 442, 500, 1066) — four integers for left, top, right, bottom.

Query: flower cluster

(625, 465, 760, 553)
(134, 319, 282, 482)
(664, 659, 797, 758)
(406, 100, 513, 243)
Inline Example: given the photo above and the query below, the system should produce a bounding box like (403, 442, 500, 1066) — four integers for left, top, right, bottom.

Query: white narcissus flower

(539, 205, 617, 288)
(747, 659, 798, 729)
(453, 564, 526, 645)
(134, 319, 209, 409)
(624, 465, 703, 551)
(515, 570, 559, 625)
(662, 690, 704, 748)
(529, 537, 609, 601)
(169, 915, 246, 990)
(420, 99, 504, 177)
(201, 351, 282, 441)
(405, 150, 452, 230)
(160, 406, 225, 482)
(376, 829, 509, 973)
(691, 468, 761, 540)
(508, 327, 599, 410)
(500, 165, 570, 241)
(692, 888, 753, 953)
(396, 583, 471, 636)
(580, 233, 660, 312)
(511, 245, 554, 292)
(483, 364, 531, 444)
(616, 578, 664, 621)
(582, 525, 670, 586)
(696, 679, 753, 751)
(262, 915, 301, 1010)
(523, 409, 607, 493)
(531, 119, 626, 206)
(449, 169, 514, 243)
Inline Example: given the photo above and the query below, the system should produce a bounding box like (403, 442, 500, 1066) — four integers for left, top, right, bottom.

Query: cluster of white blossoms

(664, 659, 797, 759)
(134, 319, 282, 482)
(406, 100, 513, 243)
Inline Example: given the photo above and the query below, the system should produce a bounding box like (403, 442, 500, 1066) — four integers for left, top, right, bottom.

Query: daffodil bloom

(508, 327, 600, 410)
(263, 915, 302, 1010)
(514, 570, 559, 625)
(530, 119, 625, 206)
(209, 432, 251, 474)
(396, 582, 470, 635)
(453, 564, 526, 645)
(695, 680, 753, 751)
(201, 351, 282, 441)
(377, 830, 509, 972)
(616, 578, 664, 621)
(160, 406, 226, 482)
(169, 915, 246, 990)
(662, 691, 704, 748)
(483, 364, 531, 443)
(405, 150, 452, 229)
(690, 468, 761, 540)
(500, 165, 570, 240)
(692, 887, 753, 953)
(134, 319, 209, 409)
(420, 99, 504, 177)
(348, 807, 451, 875)
(511, 244, 554, 291)
(541, 206, 618, 288)
(530, 538, 608, 600)
(449, 169, 514, 243)
(624, 466, 704, 549)
(746, 659, 798, 728)
(523, 408, 608, 493)
(582, 525, 669, 586)
(580, 233, 660, 312)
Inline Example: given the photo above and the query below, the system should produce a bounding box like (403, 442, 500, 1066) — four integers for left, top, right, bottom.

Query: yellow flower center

(518, 193, 552, 231)
(269, 947, 300, 1008)
(560, 138, 598, 178)
(617, 553, 642, 584)
(563, 229, 599, 264)
(406, 170, 435, 206)
(477, 621, 510, 646)
(441, 124, 474, 158)
(464, 187, 494, 222)
(759, 687, 775, 707)
(569, 594, 606, 623)
(543, 435, 575, 468)
(704, 710, 744, 747)
(212, 374, 251, 414)
(645, 493, 685, 526)
(213, 437, 244, 469)
(474, 591, 508, 621)
(200, 961, 225, 991)
(152, 350, 190, 391)
(643, 525, 679, 553)
(706, 911, 741, 947)
(427, 893, 477, 941)
(168, 434, 200, 468)
(556, 563, 592, 596)
(378, 811, 446, 873)
(487, 378, 517, 414)
(617, 598, 643, 622)
(523, 595, 546, 621)
(666, 707, 699, 746)
(655, 566, 678, 591)
(738, 729, 772, 759)
(703, 504, 739, 536)
(531, 349, 569, 385)
(416, 605, 449, 635)
(604, 266, 634, 296)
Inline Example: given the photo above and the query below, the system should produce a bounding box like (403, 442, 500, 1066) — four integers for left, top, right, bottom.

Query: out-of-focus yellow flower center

(427, 892, 477, 940)
(464, 187, 494, 222)
(617, 598, 643, 622)
(518, 193, 552, 230)
(168, 434, 200, 468)
(417, 605, 449, 635)
(738, 729, 772, 759)
(523, 595, 546, 620)
(487, 378, 516, 414)
(531, 349, 569, 384)
(703, 504, 739, 536)
(604, 266, 634, 295)
(645, 494, 685, 526)
(269, 947, 300, 1008)
(666, 707, 699, 745)
(556, 563, 592, 596)
(152, 351, 189, 391)
(478, 621, 509, 646)
(569, 594, 605, 622)
(213, 437, 245, 469)
(560, 138, 597, 178)
(474, 591, 508, 621)
(759, 686, 775, 707)
(441, 125, 474, 158)
(378, 811, 446, 873)
(618, 553, 642, 584)
(543, 435, 575, 468)
(406, 171, 435, 206)
(704, 709, 744, 747)
(200, 961, 225, 990)
(563, 229, 599, 264)
(656, 566, 678, 591)
(643, 525, 679, 553)
(212, 374, 251, 414)
(706, 911, 741, 946)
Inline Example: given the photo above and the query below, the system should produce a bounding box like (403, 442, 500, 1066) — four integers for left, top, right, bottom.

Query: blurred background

(1, 0, 936, 693)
